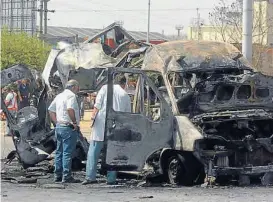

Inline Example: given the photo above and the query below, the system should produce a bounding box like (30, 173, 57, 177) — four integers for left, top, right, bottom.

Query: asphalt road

(1, 182, 273, 202)
(1, 159, 273, 202)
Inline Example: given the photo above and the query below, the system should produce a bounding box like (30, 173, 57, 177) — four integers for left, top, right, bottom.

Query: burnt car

(1, 64, 89, 170)
(42, 22, 150, 97)
(100, 41, 273, 186)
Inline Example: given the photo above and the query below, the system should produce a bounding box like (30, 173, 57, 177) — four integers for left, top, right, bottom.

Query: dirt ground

(1, 181, 273, 202)
(1, 110, 273, 202)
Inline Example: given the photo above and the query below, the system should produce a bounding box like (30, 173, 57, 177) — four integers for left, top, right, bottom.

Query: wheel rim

(168, 158, 182, 184)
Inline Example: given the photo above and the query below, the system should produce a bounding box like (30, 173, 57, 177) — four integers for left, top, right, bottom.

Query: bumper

(212, 165, 273, 176)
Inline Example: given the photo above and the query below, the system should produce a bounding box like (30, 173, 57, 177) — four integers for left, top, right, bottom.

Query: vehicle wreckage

(1, 64, 89, 170)
(99, 40, 273, 186)
(2, 26, 273, 186)
(42, 22, 150, 96)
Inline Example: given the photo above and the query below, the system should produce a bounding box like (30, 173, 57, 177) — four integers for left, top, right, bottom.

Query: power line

(55, 8, 213, 12)
(51, 0, 213, 12)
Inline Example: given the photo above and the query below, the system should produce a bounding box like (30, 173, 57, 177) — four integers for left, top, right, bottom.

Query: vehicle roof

(141, 40, 253, 74)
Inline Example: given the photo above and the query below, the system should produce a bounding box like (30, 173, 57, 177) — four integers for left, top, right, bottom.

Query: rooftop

(43, 26, 168, 41)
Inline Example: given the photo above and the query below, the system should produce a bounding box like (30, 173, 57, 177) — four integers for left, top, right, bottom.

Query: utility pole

(34, 0, 55, 36)
(196, 8, 201, 40)
(44, 0, 55, 34)
(147, 0, 151, 43)
(44, 0, 48, 34)
(39, 0, 43, 37)
(242, 0, 253, 63)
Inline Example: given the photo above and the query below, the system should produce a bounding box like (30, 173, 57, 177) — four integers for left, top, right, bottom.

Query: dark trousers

(19, 97, 29, 110)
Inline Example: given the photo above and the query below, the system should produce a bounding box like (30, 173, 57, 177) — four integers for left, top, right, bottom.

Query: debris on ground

(261, 172, 273, 186)
(138, 195, 154, 199)
(16, 177, 37, 184)
(41, 184, 66, 189)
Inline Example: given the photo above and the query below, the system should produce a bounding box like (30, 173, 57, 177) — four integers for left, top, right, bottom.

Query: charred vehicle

(1, 64, 89, 169)
(42, 22, 150, 96)
(100, 41, 273, 186)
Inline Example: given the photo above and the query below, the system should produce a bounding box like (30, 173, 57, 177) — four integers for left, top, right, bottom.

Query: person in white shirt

(82, 76, 131, 185)
(4, 85, 18, 136)
(48, 79, 81, 183)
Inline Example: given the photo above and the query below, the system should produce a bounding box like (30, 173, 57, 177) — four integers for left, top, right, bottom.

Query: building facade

(1, 0, 37, 36)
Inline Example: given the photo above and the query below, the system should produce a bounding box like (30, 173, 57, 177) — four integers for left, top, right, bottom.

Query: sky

(46, 0, 234, 35)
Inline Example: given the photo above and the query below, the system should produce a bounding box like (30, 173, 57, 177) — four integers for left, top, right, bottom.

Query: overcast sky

(46, 0, 234, 35)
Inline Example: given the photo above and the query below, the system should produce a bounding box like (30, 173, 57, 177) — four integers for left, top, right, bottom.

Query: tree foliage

(209, 0, 273, 69)
(209, 0, 243, 43)
(1, 28, 51, 70)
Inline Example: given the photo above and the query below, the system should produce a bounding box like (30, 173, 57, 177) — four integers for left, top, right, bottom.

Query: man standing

(4, 85, 18, 136)
(48, 79, 81, 183)
(18, 79, 30, 110)
(82, 76, 131, 185)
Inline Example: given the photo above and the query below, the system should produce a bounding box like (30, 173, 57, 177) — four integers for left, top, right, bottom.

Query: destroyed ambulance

(100, 40, 273, 186)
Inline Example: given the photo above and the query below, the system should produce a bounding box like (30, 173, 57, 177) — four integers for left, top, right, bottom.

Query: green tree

(1, 28, 51, 71)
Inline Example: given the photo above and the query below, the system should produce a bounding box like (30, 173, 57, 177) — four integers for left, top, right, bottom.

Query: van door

(102, 68, 174, 171)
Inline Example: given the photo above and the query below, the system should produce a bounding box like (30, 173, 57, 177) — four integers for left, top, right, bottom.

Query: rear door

(102, 68, 174, 171)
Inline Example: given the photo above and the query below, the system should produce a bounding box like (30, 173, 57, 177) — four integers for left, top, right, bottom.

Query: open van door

(102, 67, 174, 171)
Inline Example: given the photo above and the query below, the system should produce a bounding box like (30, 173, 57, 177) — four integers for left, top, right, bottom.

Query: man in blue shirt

(18, 79, 30, 110)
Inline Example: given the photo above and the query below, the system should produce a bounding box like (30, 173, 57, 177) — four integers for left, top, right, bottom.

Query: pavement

(1, 181, 273, 202)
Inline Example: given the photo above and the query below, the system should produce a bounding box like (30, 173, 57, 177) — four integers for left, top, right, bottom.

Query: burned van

(101, 41, 273, 186)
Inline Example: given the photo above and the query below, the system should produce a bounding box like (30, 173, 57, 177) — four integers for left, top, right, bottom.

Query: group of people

(3, 79, 31, 136)
(48, 76, 131, 184)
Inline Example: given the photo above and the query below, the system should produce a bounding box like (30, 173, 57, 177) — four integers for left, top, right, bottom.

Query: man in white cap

(48, 79, 81, 183)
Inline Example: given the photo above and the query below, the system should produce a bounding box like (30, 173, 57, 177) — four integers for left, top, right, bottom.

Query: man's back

(96, 85, 131, 114)
(48, 89, 80, 124)
(113, 85, 131, 113)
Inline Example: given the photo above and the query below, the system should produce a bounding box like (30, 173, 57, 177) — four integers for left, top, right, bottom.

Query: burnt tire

(167, 155, 185, 185)
(166, 153, 205, 186)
